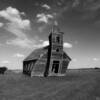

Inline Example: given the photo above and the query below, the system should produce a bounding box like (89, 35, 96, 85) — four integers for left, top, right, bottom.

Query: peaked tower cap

(51, 21, 64, 34)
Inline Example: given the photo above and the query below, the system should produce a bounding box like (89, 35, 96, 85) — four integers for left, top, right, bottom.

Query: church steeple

(51, 21, 60, 34)
(44, 23, 64, 77)
(49, 22, 64, 46)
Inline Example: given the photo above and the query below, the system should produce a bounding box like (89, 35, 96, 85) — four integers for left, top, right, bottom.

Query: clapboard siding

(23, 26, 71, 77)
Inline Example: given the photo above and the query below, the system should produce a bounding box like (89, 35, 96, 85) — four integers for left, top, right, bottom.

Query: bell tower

(44, 24, 64, 77)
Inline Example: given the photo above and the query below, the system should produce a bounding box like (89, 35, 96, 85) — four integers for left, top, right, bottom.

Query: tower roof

(51, 22, 64, 35)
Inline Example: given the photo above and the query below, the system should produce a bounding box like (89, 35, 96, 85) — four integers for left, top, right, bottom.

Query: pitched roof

(63, 52, 71, 61)
(24, 46, 48, 61)
(23, 46, 71, 61)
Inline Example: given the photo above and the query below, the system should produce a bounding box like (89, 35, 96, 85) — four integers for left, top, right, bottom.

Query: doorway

(52, 61, 59, 73)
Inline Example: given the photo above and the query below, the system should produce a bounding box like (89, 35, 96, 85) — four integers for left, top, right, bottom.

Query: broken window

(52, 61, 59, 73)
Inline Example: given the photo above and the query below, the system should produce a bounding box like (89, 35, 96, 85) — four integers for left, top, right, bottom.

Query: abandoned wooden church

(23, 26, 71, 77)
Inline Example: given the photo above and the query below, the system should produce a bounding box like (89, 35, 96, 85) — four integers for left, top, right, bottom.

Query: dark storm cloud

(1, 0, 100, 24)
(49, 0, 100, 24)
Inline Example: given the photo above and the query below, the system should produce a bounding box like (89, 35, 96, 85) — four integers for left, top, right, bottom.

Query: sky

(0, 0, 100, 69)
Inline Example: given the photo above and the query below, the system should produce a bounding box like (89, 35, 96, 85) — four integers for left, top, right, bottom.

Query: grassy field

(0, 69, 100, 100)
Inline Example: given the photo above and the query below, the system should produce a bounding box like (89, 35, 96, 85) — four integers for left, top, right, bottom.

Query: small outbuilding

(23, 26, 71, 77)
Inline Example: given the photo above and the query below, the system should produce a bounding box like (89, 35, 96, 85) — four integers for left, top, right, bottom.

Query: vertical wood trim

(23, 63, 24, 72)
(27, 63, 29, 71)
(30, 62, 32, 71)
(30, 62, 33, 71)
(28, 63, 30, 71)
(29, 63, 32, 72)
(27, 63, 28, 72)
(25, 63, 26, 71)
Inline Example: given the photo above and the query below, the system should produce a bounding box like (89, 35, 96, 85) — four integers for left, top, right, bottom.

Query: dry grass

(0, 69, 100, 100)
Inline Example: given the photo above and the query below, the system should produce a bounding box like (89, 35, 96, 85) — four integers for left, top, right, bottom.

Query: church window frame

(56, 36, 60, 43)
(56, 48, 59, 52)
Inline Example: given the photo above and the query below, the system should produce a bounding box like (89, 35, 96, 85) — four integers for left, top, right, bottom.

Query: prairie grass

(0, 69, 100, 100)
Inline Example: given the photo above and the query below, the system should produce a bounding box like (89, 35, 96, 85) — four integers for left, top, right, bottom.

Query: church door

(52, 61, 59, 73)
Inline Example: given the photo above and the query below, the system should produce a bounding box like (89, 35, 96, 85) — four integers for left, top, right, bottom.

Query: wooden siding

(23, 50, 71, 77)
(23, 60, 37, 76)
(61, 60, 69, 74)
(31, 52, 47, 76)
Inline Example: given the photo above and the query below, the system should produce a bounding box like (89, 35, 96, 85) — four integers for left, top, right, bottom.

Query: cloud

(1, 60, 10, 64)
(36, 13, 55, 32)
(0, 6, 30, 29)
(38, 40, 72, 48)
(42, 41, 49, 46)
(0, 7, 31, 38)
(72, 0, 80, 7)
(0, 43, 2, 46)
(93, 58, 99, 61)
(0, 22, 4, 27)
(38, 25, 46, 32)
(6, 38, 33, 48)
(6, 24, 27, 39)
(64, 42, 72, 48)
(13, 53, 25, 58)
(42, 4, 51, 10)
(36, 13, 53, 24)
(6, 38, 48, 49)
(72, 58, 77, 62)
(31, 40, 49, 49)
(0, 7, 33, 49)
